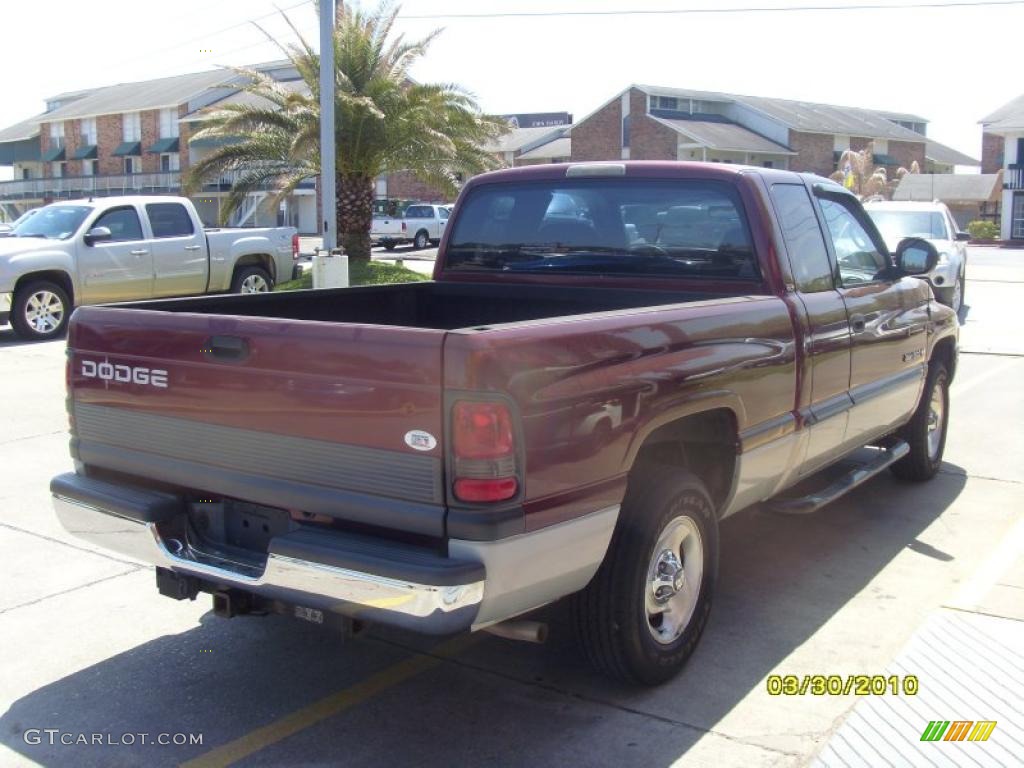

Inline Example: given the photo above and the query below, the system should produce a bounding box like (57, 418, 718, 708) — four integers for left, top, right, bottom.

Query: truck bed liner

(119, 282, 733, 330)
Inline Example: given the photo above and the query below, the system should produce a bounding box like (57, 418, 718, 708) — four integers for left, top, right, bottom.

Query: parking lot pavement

(0, 249, 1022, 767)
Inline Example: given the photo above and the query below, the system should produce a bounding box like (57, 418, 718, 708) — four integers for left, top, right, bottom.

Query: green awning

(112, 141, 142, 156)
(71, 144, 98, 160)
(146, 137, 180, 154)
(873, 153, 897, 165)
(41, 146, 65, 162)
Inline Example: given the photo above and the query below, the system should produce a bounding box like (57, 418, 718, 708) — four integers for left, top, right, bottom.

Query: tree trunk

(337, 172, 373, 260)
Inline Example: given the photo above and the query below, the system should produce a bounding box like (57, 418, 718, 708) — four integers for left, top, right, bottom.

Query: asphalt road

(1, 247, 1021, 767)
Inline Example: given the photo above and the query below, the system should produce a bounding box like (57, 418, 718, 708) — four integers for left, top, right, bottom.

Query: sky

(0, 0, 1019, 180)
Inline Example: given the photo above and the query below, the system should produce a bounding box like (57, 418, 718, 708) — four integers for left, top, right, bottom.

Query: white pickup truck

(370, 203, 450, 250)
(0, 196, 298, 341)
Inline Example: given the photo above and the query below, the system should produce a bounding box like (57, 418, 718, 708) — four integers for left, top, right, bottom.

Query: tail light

(291, 233, 300, 260)
(401, 221, 407, 233)
(452, 401, 518, 503)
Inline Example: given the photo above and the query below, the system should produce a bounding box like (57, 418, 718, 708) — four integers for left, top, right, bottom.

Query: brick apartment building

(568, 85, 977, 177)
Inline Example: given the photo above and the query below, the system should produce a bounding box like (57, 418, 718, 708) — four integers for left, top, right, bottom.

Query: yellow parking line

(180, 634, 479, 768)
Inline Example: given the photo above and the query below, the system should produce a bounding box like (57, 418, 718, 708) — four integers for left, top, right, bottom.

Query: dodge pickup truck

(371, 203, 450, 250)
(0, 195, 298, 341)
(50, 162, 957, 685)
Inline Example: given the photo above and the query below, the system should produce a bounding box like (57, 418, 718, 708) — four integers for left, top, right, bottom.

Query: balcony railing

(1006, 164, 1024, 191)
(0, 170, 316, 201)
(0, 172, 182, 200)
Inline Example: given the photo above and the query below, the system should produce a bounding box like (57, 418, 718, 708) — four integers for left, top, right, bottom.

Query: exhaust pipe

(482, 620, 549, 644)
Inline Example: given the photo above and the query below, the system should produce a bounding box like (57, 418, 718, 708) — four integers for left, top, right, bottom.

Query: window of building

(649, 95, 679, 111)
(123, 112, 141, 142)
(123, 156, 140, 174)
(94, 206, 144, 241)
(762, 161, 774, 168)
(82, 159, 99, 176)
(159, 108, 179, 139)
(80, 117, 97, 145)
(622, 114, 631, 149)
(49, 122, 65, 148)
(817, 196, 888, 286)
(51, 161, 64, 178)
(770, 184, 833, 293)
(21, 168, 31, 180)
(160, 153, 180, 172)
(146, 202, 194, 237)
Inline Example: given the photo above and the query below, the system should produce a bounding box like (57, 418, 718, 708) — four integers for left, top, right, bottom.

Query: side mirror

(83, 226, 112, 246)
(955, 231, 971, 242)
(894, 237, 939, 276)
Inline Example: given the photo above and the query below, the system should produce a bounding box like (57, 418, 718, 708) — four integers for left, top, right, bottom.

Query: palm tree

(185, 1, 506, 259)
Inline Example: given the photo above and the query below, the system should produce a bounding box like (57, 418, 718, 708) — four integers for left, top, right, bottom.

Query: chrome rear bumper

(52, 476, 484, 634)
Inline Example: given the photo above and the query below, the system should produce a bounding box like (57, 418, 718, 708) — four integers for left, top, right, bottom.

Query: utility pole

(319, 0, 337, 252)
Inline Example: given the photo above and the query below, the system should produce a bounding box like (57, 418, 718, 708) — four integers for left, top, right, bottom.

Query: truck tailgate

(67, 306, 448, 536)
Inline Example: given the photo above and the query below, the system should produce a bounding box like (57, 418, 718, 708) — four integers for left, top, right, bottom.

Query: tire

(231, 266, 273, 294)
(571, 466, 719, 685)
(11, 280, 71, 341)
(937, 276, 963, 315)
(413, 230, 429, 250)
(890, 361, 949, 482)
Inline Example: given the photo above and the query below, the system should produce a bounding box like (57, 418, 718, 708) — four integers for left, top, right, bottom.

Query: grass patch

(276, 259, 429, 291)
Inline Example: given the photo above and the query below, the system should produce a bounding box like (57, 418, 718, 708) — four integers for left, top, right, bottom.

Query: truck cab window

(770, 184, 834, 293)
(817, 197, 888, 286)
(93, 207, 143, 242)
(146, 203, 194, 238)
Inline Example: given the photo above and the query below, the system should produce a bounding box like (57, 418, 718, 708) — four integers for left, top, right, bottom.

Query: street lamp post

(313, 0, 348, 287)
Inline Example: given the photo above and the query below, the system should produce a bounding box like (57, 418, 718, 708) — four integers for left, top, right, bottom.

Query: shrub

(275, 260, 429, 291)
(966, 220, 999, 240)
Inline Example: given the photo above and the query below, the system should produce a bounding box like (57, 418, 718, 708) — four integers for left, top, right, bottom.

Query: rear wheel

(232, 266, 273, 294)
(571, 467, 718, 685)
(891, 361, 949, 481)
(413, 230, 429, 250)
(11, 280, 70, 341)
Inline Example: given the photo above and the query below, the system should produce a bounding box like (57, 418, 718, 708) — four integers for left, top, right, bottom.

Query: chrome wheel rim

(24, 290, 64, 334)
(240, 274, 269, 293)
(926, 379, 945, 460)
(645, 515, 703, 645)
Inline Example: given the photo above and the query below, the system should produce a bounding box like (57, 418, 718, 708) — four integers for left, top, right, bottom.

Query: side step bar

(765, 440, 910, 515)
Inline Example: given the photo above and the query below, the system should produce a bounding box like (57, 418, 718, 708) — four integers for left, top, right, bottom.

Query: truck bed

(120, 281, 732, 330)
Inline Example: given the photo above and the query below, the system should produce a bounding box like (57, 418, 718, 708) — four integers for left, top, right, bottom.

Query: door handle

(130, 249, 149, 256)
(184, 245, 202, 251)
(850, 314, 866, 333)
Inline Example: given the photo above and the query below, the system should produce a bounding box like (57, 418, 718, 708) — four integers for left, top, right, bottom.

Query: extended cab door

(813, 188, 930, 446)
(145, 201, 208, 297)
(77, 204, 153, 304)
(768, 182, 853, 475)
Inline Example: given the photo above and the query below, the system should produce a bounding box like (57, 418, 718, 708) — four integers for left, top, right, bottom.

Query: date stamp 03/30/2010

(766, 674, 919, 697)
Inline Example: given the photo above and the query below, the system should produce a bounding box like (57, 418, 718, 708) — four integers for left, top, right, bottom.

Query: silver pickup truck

(371, 203, 450, 250)
(0, 195, 298, 341)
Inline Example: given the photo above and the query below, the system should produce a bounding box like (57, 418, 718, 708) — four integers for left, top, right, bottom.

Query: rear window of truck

(445, 179, 758, 280)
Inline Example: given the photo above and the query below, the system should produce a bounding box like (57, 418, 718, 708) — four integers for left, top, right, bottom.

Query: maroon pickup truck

(51, 162, 957, 685)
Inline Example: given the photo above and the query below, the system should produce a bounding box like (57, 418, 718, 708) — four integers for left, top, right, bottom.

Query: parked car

(371, 203, 450, 250)
(864, 200, 969, 312)
(0, 196, 299, 340)
(0, 207, 40, 237)
(49, 163, 957, 686)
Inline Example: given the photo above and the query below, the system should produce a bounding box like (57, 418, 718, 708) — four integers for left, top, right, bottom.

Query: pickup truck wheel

(937, 276, 963, 315)
(571, 467, 718, 685)
(413, 230, 429, 250)
(11, 281, 70, 341)
(232, 266, 273, 294)
(891, 361, 949, 482)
